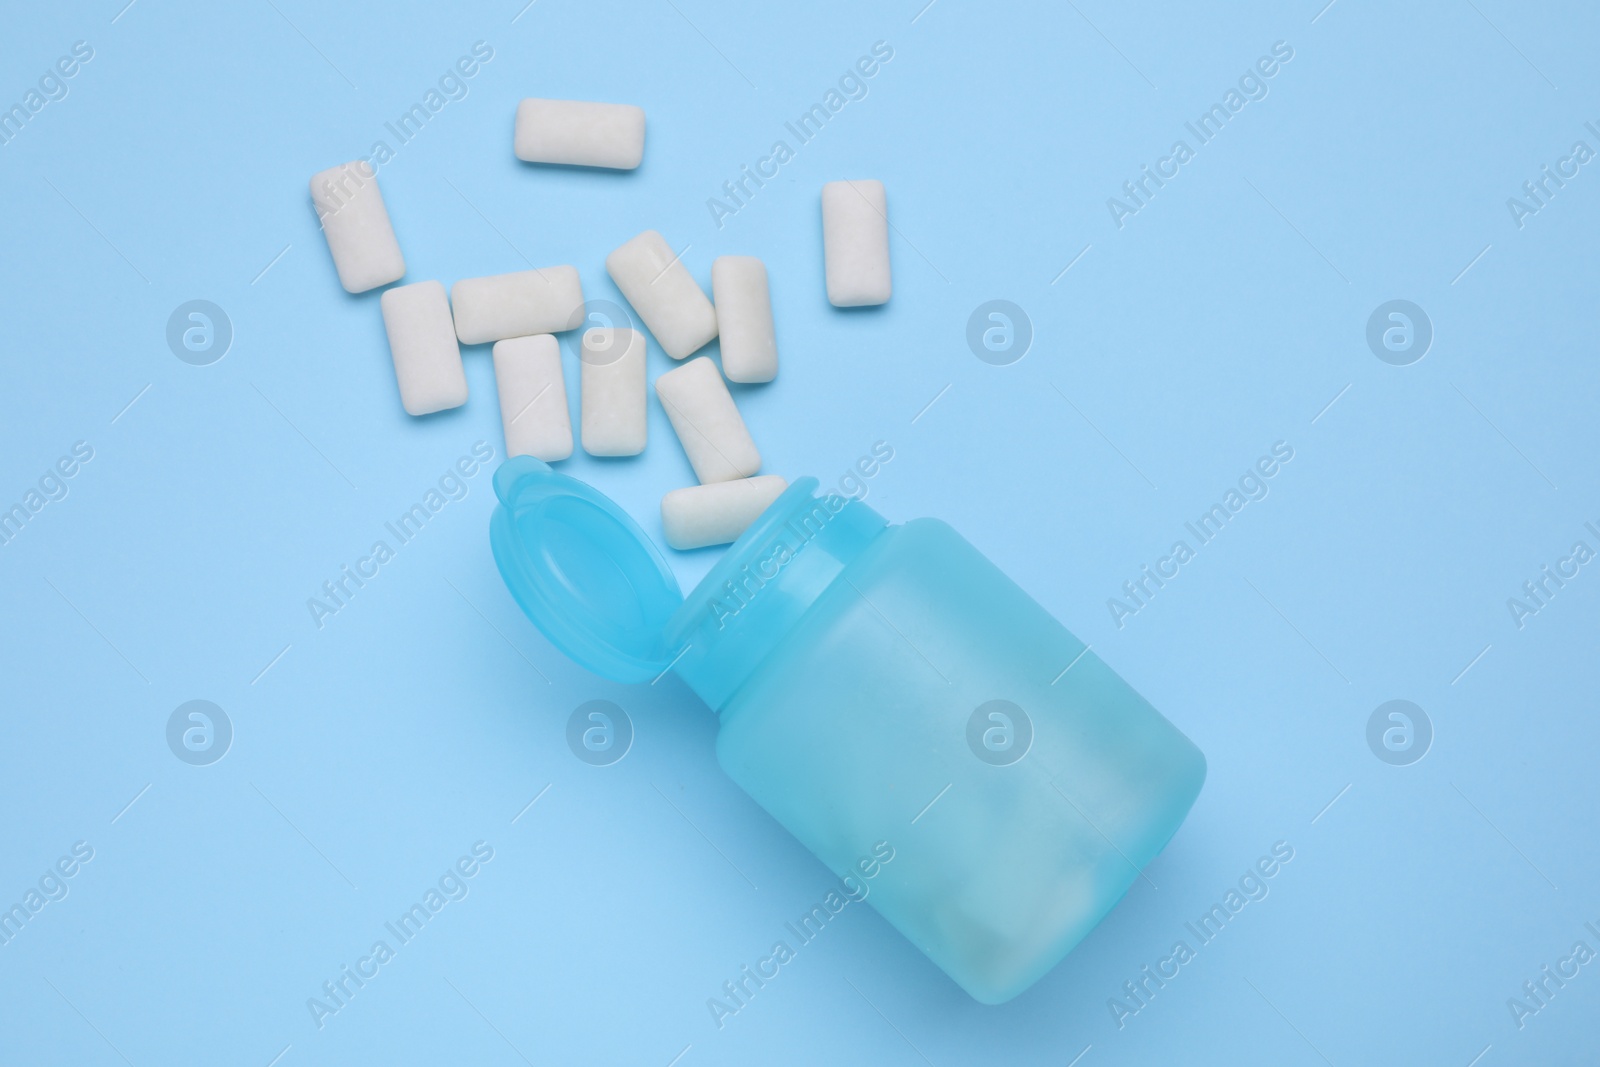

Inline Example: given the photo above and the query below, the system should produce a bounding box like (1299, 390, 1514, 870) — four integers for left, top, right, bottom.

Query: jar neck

(666, 478, 887, 710)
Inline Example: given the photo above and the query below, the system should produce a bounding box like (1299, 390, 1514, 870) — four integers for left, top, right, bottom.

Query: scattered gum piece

(492, 335, 572, 462)
(310, 160, 405, 294)
(821, 179, 891, 307)
(662, 476, 789, 550)
(580, 327, 647, 457)
(606, 230, 718, 360)
(452, 268, 584, 345)
(655, 356, 761, 484)
(380, 281, 467, 416)
(514, 98, 646, 170)
(711, 256, 778, 383)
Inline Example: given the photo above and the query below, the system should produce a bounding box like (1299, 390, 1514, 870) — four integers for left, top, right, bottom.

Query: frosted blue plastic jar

(490, 456, 1205, 1003)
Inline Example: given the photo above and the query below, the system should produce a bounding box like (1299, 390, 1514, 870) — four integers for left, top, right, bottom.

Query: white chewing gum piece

(605, 230, 718, 359)
(514, 98, 646, 170)
(711, 256, 778, 383)
(452, 268, 584, 345)
(311, 160, 406, 293)
(380, 281, 467, 416)
(662, 476, 789, 550)
(492, 335, 572, 462)
(821, 179, 891, 307)
(654, 356, 761, 484)
(580, 327, 647, 457)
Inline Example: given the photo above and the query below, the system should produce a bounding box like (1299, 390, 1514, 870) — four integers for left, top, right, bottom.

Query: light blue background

(2, 0, 1597, 1063)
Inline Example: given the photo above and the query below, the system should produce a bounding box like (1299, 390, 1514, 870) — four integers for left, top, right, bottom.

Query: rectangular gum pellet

(821, 179, 891, 307)
(492, 335, 572, 461)
(451, 267, 584, 345)
(711, 256, 778, 383)
(662, 476, 789, 550)
(514, 98, 646, 170)
(311, 161, 406, 293)
(605, 230, 718, 360)
(380, 281, 468, 416)
(580, 327, 647, 456)
(654, 356, 761, 483)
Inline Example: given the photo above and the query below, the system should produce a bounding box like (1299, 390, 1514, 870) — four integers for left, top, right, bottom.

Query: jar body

(713, 517, 1206, 1004)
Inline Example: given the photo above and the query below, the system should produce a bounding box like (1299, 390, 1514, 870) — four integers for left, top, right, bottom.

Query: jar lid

(490, 457, 683, 682)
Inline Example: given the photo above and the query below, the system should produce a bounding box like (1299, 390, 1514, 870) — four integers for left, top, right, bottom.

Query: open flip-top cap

(490, 457, 683, 683)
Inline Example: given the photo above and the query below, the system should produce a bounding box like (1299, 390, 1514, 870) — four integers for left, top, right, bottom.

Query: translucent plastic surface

(714, 519, 1206, 1003)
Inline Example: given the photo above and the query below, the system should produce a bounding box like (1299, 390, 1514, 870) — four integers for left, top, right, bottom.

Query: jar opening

(668, 478, 887, 710)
